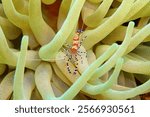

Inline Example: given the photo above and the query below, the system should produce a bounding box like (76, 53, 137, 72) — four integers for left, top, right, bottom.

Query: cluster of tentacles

(0, 0, 150, 100)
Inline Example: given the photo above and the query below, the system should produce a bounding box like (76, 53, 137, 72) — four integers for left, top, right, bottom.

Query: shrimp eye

(77, 29, 83, 33)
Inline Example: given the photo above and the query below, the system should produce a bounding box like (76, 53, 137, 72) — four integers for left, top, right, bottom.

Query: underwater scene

(0, 0, 150, 100)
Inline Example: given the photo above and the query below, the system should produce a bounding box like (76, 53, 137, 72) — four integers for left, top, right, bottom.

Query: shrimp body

(64, 29, 86, 75)
(70, 31, 81, 54)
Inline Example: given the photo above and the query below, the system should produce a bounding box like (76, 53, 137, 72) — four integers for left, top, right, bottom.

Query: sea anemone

(0, 0, 150, 100)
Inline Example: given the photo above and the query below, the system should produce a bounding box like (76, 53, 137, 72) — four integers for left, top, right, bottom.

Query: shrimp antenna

(81, 22, 84, 31)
